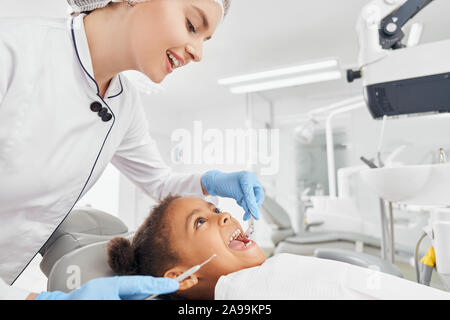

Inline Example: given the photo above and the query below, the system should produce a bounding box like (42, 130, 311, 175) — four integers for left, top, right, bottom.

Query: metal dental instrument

(244, 215, 255, 240)
(144, 254, 217, 300)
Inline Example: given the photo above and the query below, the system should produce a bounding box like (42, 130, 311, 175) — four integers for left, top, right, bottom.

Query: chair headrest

(39, 207, 131, 279)
(46, 233, 134, 292)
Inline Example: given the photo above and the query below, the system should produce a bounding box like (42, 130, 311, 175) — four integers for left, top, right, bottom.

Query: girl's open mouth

(227, 228, 255, 251)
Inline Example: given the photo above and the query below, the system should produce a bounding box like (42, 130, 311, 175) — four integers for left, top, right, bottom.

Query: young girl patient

(107, 195, 450, 300)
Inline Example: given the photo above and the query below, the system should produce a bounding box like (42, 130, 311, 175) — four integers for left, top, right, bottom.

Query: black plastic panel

(365, 72, 450, 119)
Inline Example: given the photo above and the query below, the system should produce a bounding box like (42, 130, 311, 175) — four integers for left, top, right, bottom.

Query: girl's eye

(187, 19, 197, 34)
(214, 207, 222, 214)
(195, 217, 206, 229)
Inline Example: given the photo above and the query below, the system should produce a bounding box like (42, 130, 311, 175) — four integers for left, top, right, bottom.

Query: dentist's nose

(186, 43, 203, 62)
(219, 212, 232, 226)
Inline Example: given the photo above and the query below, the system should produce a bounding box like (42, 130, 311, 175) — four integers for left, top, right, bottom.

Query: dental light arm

(379, 0, 434, 50)
(347, 0, 450, 119)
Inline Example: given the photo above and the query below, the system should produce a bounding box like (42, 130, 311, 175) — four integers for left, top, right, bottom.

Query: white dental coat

(0, 14, 204, 297)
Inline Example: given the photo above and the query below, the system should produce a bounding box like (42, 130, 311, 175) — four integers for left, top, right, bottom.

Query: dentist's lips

(165, 50, 185, 74)
(165, 54, 173, 74)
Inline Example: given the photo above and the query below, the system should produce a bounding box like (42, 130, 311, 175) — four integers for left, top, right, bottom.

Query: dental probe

(244, 215, 255, 240)
(144, 254, 217, 300)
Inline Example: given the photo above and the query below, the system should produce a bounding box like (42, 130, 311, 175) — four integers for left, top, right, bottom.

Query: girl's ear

(164, 269, 199, 291)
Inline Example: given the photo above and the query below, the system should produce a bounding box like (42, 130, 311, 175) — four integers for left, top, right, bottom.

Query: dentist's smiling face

(163, 197, 266, 299)
(128, 0, 222, 83)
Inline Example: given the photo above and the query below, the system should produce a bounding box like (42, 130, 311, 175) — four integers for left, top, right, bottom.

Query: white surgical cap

(67, 0, 225, 19)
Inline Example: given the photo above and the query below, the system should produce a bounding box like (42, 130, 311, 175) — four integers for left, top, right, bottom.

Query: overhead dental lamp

(347, 0, 450, 119)
(294, 118, 318, 144)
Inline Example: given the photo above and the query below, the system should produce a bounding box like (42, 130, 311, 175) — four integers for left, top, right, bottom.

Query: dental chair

(39, 207, 134, 292)
(261, 195, 403, 277)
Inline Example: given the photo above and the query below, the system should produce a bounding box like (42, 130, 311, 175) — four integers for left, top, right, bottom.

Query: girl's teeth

(229, 229, 241, 243)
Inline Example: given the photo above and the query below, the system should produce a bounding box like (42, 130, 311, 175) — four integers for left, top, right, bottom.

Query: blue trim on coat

(108, 75, 124, 99)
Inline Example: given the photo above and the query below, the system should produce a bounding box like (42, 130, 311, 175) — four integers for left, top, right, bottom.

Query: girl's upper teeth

(167, 51, 181, 67)
(229, 229, 241, 243)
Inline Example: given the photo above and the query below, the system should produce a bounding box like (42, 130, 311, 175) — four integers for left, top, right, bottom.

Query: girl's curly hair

(107, 194, 180, 278)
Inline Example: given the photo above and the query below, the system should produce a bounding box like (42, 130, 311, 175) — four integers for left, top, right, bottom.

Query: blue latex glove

(35, 276, 179, 300)
(201, 170, 264, 221)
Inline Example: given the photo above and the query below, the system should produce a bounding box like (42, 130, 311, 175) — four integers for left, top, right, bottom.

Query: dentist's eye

(214, 207, 222, 214)
(195, 217, 207, 229)
(187, 19, 197, 34)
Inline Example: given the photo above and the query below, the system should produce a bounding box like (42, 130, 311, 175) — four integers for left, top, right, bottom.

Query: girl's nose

(219, 212, 232, 226)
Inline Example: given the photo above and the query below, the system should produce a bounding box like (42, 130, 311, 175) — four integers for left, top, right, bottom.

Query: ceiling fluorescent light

(218, 59, 339, 85)
(229, 71, 342, 94)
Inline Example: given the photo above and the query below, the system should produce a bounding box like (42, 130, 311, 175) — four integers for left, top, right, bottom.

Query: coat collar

(70, 14, 123, 99)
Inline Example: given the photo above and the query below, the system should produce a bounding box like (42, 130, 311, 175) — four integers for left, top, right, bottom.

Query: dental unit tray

(348, 0, 450, 119)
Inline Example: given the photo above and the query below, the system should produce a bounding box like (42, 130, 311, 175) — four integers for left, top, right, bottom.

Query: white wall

(127, 92, 277, 248)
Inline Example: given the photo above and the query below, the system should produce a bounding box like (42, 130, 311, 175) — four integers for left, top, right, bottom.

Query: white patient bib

(215, 253, 450, 300)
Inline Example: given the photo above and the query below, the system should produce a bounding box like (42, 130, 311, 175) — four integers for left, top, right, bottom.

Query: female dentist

(0, 0, 264, 299)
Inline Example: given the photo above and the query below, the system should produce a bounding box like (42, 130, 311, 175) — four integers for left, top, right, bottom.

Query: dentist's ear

(164, 269, 199, 291)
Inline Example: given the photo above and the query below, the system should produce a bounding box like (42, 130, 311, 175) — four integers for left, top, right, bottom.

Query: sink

(360, 163, 450, 206)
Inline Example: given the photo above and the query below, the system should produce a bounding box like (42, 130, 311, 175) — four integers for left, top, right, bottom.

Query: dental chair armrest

(305, 221, 324, 231)
(314, 248, 403, 278)
(271, 228, 295, 246)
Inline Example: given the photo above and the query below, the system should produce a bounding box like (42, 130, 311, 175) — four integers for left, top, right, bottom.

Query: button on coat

(90, 101, 102, 112)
